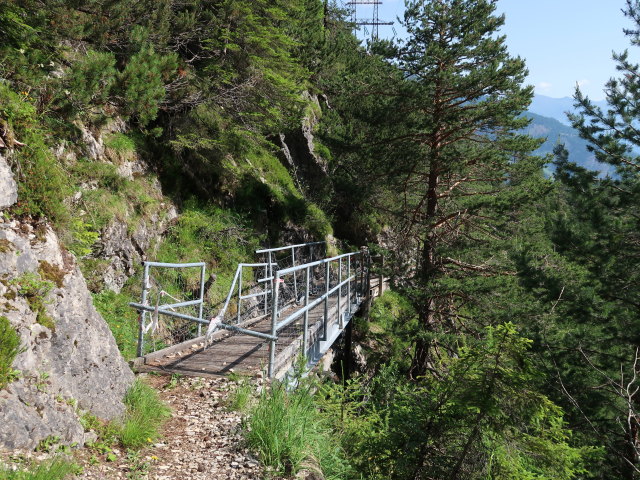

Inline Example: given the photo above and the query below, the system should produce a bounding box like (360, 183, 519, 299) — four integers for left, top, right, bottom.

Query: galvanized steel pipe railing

(133, 261, 207, 357)
(267, 251, 365, 378)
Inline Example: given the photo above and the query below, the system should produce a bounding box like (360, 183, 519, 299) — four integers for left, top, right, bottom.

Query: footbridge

(129, 243, 387, 379)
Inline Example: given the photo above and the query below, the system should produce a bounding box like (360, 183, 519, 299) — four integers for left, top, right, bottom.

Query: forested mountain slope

(1, 0, 640, 479)
(524, 111, 616, 175)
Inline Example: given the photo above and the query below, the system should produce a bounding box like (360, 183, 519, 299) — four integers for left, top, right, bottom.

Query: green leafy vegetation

(92, 290, 139, 361)
(0, 315, 21, 390)
(0, 84, 70, 226)
(226, 374, 254, 412)
(81, 379, 170, 456)
(4, 0, 640, 476)
(11, 273, 54, 330)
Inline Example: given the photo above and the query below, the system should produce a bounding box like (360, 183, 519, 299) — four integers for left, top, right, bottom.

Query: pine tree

(387, 0, 542, 376)
(558, 2, 640, 474)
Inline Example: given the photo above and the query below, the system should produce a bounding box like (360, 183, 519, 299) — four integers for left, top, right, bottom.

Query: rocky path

(77, 374, 264, 480)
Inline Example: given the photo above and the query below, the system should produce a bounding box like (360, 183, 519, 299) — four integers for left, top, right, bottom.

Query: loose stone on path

(78, 375, 263, 480)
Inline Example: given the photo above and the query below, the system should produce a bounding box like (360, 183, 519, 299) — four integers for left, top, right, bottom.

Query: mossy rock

(38, 261, 65, 288)
(0, 239, 14, 254)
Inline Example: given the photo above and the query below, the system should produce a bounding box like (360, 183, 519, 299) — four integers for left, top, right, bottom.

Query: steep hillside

(524, 112, 616, 175)
(0, 0, 355, 459)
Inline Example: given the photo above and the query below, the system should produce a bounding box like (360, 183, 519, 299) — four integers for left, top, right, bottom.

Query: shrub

(0, 83, 70, 224)
(0, 315, 21, 389)
(64, 50, 117, 112)
(117, 40, 178, 126)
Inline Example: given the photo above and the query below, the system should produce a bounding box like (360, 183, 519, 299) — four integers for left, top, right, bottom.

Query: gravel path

(77, 374, 264, 480)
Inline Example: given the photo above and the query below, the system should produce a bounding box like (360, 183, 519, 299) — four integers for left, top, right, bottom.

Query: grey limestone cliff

(0, 156, 134, 450)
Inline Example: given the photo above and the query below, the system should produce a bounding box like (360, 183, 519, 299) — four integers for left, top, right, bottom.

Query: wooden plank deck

(137, 291, 358, 378)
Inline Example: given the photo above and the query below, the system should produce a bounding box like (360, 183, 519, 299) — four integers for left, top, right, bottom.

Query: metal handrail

(255, 241, 325, 254)
(277, 251, 361, 275)
(142, 261, 206, 268)
(215, 262, 275, 323)
(267, 250, 365, 377)
(275, 274, 357, 332)
(131, 247, 372, 378)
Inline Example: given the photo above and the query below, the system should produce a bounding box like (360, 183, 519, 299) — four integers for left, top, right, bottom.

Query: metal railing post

(323, 261, 329, 341)
(263, 264, 269, 314)
(268, 251, 274, 311)
(237, 265, 242, 324)
(137, 263, 150, 357)
(291, 246, 298, 300)
(198, 264, 206, 336)
(379, 256, 384, 297)
(338, 257, 343, 328)
(303, 266, 310, 355)
(347, 255, 351, 315)
(359, 247, 366, 299)
(268, 269, 280, 378)
(366, 253, 372, 311)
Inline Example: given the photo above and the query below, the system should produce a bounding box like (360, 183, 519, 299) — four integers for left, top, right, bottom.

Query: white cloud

(536, 81, 553, 93)
(577, 79, 590, 88)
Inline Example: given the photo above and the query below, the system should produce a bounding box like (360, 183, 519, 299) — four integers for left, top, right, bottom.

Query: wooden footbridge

(130, 243, 387, 380)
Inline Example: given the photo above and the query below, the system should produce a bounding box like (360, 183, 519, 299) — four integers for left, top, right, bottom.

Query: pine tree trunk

(410, 163, 440, 378)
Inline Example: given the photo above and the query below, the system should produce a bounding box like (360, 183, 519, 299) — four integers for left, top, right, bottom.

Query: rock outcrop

(0, 216, 134, 450)
(62, 121, 178, 293)
(0, 153, 17, 209)
(277, 93, 329, 198)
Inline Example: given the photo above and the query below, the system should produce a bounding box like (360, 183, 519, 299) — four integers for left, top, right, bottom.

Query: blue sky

(348, 0, 632, 100)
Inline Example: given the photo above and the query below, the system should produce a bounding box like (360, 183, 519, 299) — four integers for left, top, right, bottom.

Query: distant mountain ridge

(522, 111, 615, 177)
(528, 94, 608, 126)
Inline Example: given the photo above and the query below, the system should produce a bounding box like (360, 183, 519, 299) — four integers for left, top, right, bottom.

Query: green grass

(0, 457, 79, 480)
(104, 132, 137, 156)
(0, 83, 70, 226)
(115, 379, 171, 449)
(0, 315, 21, 389)
(227, 375, 254, 412)
(155, 202, 260, 307)
(245, 381, 353, 479)
(92, 290, 139, 360)
(69, 160, 164, 234)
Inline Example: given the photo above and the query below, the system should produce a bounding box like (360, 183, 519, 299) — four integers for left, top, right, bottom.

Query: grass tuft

(245, 380, 352, 479)
(115, 378, 171, 449)
(0, 457, 79, 480)
(0, 315, 21, 389)
(227, 376, 254, 412)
